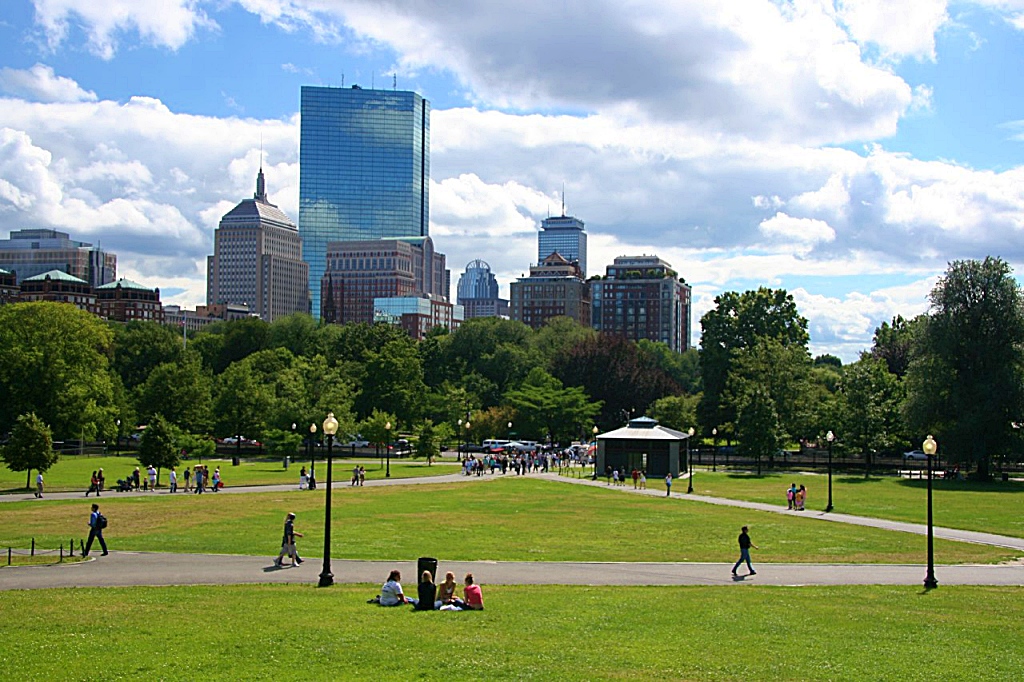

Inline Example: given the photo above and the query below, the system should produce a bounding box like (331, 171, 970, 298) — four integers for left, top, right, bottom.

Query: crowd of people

(786, 483, 808, 510)
(460, 452, 554, 476)
(99, 464, 221, 494)
(377, 569, 484, 611)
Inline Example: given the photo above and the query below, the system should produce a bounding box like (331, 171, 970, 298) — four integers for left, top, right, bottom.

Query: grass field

(0, 454, 460, 494)
(0, 478, 1015, 564)
(1, 584, 1021, 680)
(646, 469, 1024, 538)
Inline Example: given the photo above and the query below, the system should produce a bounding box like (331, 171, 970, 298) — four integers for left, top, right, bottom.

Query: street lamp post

(318, 412, 338, 588)
(457, 418, 463, 462)
(711, 427, 717, 472)
(922, 434, 939, 589)
(115, 419, 121, 455)
(687, 427, 695, 493)
(592, 425, 599, 479)
(508, 421, 513, 441)
(308, 424, 317, 490)
(385, 421, 392, 478)
(826, 430, 835, 512)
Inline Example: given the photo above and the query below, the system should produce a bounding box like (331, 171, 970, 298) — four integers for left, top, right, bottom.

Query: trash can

(232, 456, 240, 466)
(284, 456, 290, 470)
(417, 557, 438, 583)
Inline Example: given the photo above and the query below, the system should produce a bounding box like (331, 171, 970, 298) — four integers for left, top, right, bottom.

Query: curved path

(3, 469, 1023, 590)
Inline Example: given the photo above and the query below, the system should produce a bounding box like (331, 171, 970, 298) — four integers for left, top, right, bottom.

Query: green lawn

(655, 469, 1024, 538)
(0, 478, 1014, 564)
(0, 454, 460, 493)
(1, 584, 1021, 680)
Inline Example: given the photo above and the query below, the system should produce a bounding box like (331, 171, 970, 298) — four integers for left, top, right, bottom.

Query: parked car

(903, 450, 929, 461)
(341, 436, 370, 447)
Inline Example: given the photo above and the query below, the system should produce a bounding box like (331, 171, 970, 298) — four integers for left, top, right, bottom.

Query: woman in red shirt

(462, 573, 484, 610)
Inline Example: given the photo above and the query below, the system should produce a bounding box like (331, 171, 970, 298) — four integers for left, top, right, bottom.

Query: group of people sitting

(786, 483, 808, 510)
(375, 569, 484, 611)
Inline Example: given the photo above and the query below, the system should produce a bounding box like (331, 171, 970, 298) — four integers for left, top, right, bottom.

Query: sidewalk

(3, 550, 1022, 591)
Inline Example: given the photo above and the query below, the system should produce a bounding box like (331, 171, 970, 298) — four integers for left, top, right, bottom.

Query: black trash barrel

(417, 557, 439, 583)
(232, 457, 240, 466)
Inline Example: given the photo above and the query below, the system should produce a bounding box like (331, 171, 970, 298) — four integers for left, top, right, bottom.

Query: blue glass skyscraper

(300, 85, 430, 317)
(538, 214, 587, 277)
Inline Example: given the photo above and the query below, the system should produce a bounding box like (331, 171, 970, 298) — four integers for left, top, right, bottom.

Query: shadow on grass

(895, 478, 1024, 494)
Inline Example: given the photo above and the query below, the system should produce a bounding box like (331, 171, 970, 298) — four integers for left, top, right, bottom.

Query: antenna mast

(393, 73, 397, 90)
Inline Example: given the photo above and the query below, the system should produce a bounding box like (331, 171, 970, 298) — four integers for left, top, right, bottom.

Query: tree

(357, 338, 427, 424)
(137, 414, 179, 486)
(839, 356, 906, 476)
(505, 367, 602, 443)
(360, 409, 399, 451)
(698, 288, 808, 439)
(735, 388, 780, 476)
(871, 315, 920, 378)
(111, 321, 182, 391)
(135, 349, 213, 433)
(905, 257, 1024, 478)
(532, 316, 597, 369)
(214, 360, 273, 440)
(638, 341, 701, 394)
(0, 302, 119, 441)
(1, 412, 56, 490)
(648, 394, 700, 432)
(414, 420, 439, 463)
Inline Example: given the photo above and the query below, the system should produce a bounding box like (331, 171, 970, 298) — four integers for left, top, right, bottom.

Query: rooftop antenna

(371, 72, 375, 89)
(393, 72, 397, 90)
(341, 72, 345, 88)
(561, 183, 565, 216)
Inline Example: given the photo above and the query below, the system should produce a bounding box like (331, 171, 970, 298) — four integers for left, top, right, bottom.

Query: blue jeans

(733, 547, 753, 573)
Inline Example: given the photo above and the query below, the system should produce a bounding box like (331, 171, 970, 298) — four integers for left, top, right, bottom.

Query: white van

(482, 439, 511, 452)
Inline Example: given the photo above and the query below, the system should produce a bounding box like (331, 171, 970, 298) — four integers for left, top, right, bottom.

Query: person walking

(84, 503, 108, 557)
(35, 471, 44, 498)
(731, 526, 758, 576)
(665, 472, 672, 497)
(183, 466, 191, 492)
(169, 467, 178, 493)
(147, 465, 157, 491)
(194, 465, 204, 494)
(274, 512, 303, 567)
(97, 468, 104, 495)
(86, 471, 98, 497)
(299, 466, 307, 490)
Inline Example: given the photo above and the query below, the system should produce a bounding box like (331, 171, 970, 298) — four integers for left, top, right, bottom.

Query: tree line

(2, 256, 1022, 481)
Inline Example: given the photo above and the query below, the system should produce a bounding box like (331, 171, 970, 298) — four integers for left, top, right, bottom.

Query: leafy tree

(839, 356, 906, 475)
(648, 394, 700, 432)
(110, 321, 182, 391)
(190, 317, 269, 374)
(467, 405, 515, 443)
(735, 387, 780, 476)
(1, 412, 56, 490)
(813, 354, 843, 368)
(357, 338, 427, 424)
(505, 367, 602, 443)
(266, 313, 317, 358)
(176, 432, 215, 463)
(414, 420, 439, 463)
(638, 341, 701, 394)
(532, 316, 597, 370)
(137, 414, 179, 485)
(0, 301, 118, 440)
(214, 360, 273, 440)
(871, 315, 920, 378)
(262, 428, 303, 458)
(698, 288, 808, 439)
(135, 349, 213, 433)
(551, 334, 679, 428)
(905, 257, 1024, 478)
(360, 409, 399, 450)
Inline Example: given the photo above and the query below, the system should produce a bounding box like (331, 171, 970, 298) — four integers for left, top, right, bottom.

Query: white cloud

(836, 0, 949, 60)
(31, 0, 216, 59)
(0, 64, 97, 102)
(759, 212, 837, 248)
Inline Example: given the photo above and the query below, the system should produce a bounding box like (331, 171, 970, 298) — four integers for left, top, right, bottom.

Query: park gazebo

(595, 417, 689, 478)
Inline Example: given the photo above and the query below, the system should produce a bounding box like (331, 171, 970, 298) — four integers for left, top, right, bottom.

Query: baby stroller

(116, 478, 132, 492)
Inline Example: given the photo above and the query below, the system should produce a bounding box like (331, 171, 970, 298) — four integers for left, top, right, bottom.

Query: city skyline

(2, 2, 1024, 359)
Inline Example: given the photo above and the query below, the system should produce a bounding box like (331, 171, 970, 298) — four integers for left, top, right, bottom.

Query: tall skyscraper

(591, 255, 691, 352)
(300, 85, 431, 318)
(0, 229, 115, 286)
(457, 259, 509, 319)
(207, 168, 309, 322)
(538, 214, 587, 277)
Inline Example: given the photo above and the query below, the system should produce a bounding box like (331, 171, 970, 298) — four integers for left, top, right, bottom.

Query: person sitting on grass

(415, 570, 439, 610)
(452, 573, 484, 611)
(437, 571, 458, 605)
(380, 569, 412, 606)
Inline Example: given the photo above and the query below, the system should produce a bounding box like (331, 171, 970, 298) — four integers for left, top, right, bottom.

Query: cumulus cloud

(0, 64, 97, 102)
(759, 212, 837, 249)
(836, 0, 949, 60)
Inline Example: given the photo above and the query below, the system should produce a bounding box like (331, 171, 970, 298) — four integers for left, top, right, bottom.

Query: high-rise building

(0, 229, 115, 286)
(0, 268, 17, 305)
(538, 214, 587, 277)
(300, 85, 430, 318)
(320, 236, 448, 326)
(591, 255, 691, 352)
(509, 252, 591, 330)
(207, 168, 309, 322)
(374, 295, 464, 340)
(456, 259, 509, 319)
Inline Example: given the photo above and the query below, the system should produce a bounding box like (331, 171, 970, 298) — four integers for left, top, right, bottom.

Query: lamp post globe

(711, 427, 717, 472)
(457, 418, 463, 462)
(385, 421, 392, 478)
(318, 413, 338, 588)
(686, 427, 695, 493)
(308, 423, 317, 490)
(825, 430, 835, 512)
(592, 426, 599, 479)
(922, 434, 939, 589)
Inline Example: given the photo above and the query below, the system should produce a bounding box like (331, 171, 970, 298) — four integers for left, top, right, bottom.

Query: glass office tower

(538, 214, 587, 277)
(300, 85, 430, 317)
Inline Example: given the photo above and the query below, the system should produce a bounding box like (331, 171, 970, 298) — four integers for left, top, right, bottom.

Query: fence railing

(4, 537, 81, 566)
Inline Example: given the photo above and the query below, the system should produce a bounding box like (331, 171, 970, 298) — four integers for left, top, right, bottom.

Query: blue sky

(2, 0, 1024, 360)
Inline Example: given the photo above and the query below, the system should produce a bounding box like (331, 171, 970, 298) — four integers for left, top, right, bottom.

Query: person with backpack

(84, 503, 108, 557)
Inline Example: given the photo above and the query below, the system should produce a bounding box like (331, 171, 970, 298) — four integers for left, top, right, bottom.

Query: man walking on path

(665, 472, 672, 497)
(169, 467, 177, 493)
(84, 503, 108, 557)
(35, 471, 44, 498)
(274, 512, 303, 567)
(732, 526, 758, 576)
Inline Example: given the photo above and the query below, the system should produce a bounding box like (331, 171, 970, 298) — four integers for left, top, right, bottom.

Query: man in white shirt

(147, 465, 157, 491)
(169, 467, 178, 493)
(35, 471, 44, 498)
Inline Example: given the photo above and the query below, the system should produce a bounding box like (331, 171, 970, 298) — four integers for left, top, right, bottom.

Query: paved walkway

(4, 467, 1023, 590)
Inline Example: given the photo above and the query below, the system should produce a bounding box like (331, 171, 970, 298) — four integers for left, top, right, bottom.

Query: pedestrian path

(2, 550, 1022, 591)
